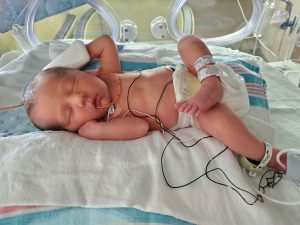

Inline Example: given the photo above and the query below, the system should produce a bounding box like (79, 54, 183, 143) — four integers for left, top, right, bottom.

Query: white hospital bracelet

(194, 55, 215, 72)
(256, 142, 273, 169)
(198, 64, 221, 81)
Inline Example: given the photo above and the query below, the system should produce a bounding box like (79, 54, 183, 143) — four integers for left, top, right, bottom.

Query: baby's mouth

(94, 94, 101, 108)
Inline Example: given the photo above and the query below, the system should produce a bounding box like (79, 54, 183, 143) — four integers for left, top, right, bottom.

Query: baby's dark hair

(23, 67, 71, 130)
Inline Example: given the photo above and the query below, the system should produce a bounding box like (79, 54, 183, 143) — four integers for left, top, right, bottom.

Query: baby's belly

(146, 83, 179, 131)
(147, 107, 179, 131)
(120, 66, 179, 131)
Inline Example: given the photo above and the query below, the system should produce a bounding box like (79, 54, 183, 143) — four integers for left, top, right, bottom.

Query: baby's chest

(125, 82, 178, 130)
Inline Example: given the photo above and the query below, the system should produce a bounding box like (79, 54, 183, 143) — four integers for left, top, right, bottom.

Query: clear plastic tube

(168, 0, 262, 46)
(24, 0, 121, 47)
(24, 0, 40, 47)
(284, 14, 300, 63)
(87, 0, 121, 42)
(12, 24, 34, 52)
(254, 0, 276, 37)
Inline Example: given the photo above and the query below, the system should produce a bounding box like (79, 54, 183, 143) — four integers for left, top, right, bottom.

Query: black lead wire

(125, 69, 281, 205)
(160, 135, 263, 205)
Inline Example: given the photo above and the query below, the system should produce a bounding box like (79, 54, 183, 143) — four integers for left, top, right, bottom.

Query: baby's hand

(78, 120, 99, 139)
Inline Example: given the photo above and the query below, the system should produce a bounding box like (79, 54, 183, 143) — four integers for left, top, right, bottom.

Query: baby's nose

(70, 94, 94, 108)
(83, 97, 94, 107)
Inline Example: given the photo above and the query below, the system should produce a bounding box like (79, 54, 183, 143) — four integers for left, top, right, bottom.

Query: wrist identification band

(194, 55, 215, 72)
(198, 64, 221, 81)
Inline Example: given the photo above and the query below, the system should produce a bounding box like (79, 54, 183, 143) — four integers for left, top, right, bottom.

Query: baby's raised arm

(86, 35, 121, 74)
(78, 117, 149, 140)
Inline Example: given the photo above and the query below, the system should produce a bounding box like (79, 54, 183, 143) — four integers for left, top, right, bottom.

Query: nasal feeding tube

(95, 72, 122, 110)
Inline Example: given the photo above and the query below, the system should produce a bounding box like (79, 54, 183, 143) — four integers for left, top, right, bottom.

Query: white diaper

(171, 112, 195, 131)
(172, 63, 250, 130)
(217, 63, 250, 117)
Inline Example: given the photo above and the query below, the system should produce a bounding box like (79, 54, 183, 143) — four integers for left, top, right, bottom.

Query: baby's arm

(78, 117, 149, 140)
(86, 35, 121, 73)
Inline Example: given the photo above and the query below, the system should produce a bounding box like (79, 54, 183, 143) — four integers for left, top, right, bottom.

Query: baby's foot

(175, 76, 223, 116)
(277, 149, 300, 181)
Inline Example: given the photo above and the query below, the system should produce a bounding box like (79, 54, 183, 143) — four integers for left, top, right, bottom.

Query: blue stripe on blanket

(121, 61, 159, 71)
(84, 59, 159, 71)
(0, 207, 193, 225)
(215, 58, 260, 73)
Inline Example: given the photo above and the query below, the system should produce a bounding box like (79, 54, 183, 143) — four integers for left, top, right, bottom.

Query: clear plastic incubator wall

(0, 0, 299, 64)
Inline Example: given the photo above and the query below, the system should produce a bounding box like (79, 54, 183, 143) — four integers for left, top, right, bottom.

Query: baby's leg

(175, 35, 223, 116)
(195, 103, 286, 173)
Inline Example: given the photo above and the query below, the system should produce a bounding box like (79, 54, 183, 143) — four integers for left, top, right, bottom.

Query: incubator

(0, 0, 262, 51)
(1, 2, 300, 223)
(0, 0, 299, 64)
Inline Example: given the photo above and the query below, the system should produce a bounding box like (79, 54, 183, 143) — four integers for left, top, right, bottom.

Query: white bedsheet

(0, 41, 300, 225)
(260, 63, 300, 149)
(1, 128, 299, 225)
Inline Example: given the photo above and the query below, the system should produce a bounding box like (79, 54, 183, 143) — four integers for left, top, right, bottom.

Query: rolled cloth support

(43, 40, 90, 71)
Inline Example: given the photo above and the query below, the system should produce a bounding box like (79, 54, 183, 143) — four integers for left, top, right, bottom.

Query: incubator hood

(0, 0, 262, 53)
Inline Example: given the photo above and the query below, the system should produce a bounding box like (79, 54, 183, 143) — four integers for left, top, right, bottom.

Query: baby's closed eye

(68, 107, 73, 123)
(65, 76, 76, 94)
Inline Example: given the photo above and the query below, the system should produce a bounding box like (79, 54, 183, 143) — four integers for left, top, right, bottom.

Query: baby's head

(24, 67, 110, 132)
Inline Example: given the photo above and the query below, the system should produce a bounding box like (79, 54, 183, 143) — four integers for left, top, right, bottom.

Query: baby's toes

(187, 104, 198, 116)
(183, 103, 194, 113)
(175, 101, 188, 112)
(174, 101, 185, 110)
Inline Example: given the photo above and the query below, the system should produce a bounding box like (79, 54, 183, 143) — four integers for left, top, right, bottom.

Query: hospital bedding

(0, 41, 300, 225)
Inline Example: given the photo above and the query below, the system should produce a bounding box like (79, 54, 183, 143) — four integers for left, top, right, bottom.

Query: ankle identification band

(258, 142, 273, 168)
(194, 55, 215, 70)
(238, 142, 273, 177)
(194, 55, 220, 81)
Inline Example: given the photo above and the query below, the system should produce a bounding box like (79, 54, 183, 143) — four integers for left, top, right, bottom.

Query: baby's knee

(177, 35, 203, 52)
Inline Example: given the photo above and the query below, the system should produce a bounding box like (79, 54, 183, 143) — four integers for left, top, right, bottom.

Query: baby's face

(32, 70, 110, 131)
